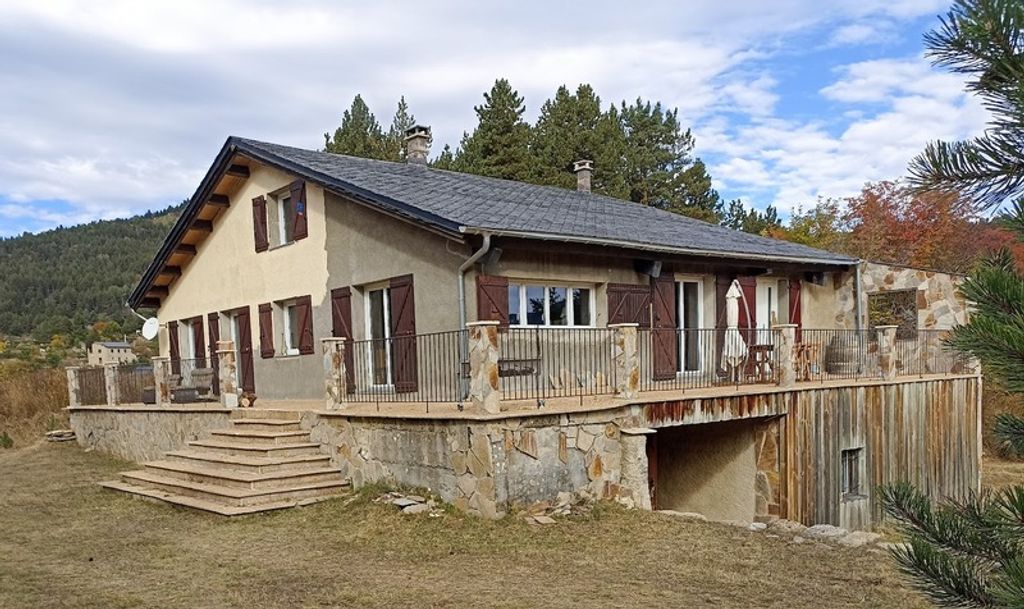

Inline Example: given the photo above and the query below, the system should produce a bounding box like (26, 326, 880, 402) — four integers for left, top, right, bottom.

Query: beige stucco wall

(655, 419, 757, 522)
(323, 192, 468, 338)
(157, 162, 331, 398)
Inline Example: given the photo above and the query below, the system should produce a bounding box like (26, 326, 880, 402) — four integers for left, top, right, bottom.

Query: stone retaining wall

(69, 406, 232, 462)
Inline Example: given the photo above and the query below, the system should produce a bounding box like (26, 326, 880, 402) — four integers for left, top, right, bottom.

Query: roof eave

(459, 226, 858, 268)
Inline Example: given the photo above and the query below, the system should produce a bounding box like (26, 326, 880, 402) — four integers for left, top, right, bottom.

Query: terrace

(67, 324, 972, 418)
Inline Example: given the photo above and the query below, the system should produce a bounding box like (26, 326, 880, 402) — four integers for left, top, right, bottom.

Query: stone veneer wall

(835, 261, 968, 330)
(69, 407, 232, 462)
(304, 407, 636, 518)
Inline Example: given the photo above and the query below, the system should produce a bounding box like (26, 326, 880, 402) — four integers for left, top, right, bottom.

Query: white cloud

(0, 0, 985, 235)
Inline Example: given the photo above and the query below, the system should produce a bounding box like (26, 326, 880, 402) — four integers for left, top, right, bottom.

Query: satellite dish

(141, 318, 159, 340)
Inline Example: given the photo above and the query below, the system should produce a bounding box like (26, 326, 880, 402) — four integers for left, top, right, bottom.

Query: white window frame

(755, 278, 783, 344)
(230, 312, 243, 389)
(507, 282, 596, 328)
(841, 446, 865, 501)
(364, 285, 393, 387)
(182, 319, 197, 360)
(676, 276, 706, 375)
(276, 192, 293, 246)
(280, 300, 301, 357)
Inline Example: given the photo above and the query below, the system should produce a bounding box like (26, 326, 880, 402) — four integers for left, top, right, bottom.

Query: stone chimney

(573, 159, 593, 193)
(404, 125, 431, 165)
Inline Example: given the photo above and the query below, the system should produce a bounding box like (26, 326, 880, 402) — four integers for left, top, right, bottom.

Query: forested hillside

(0, 203, 183, 341)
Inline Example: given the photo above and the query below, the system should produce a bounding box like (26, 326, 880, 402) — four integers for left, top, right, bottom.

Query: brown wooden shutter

(388, 274, 418, 393)
(651, 274, 677, 380)
(607, 283, 652, 327)
(252, 195, 269, 252)
(207, 312, 220, 394)
(476, 274, 509, 325)
(330, 286, 355, 393)
(168, 320, 181, 375)
(258, 303, 274, 358)
(789, 278, 802, 342)
(296, 295, 314, 355)
(737, 276, 757, 343)
(233, 307, 256, 393)
(290, 180, 308, 241)
(191, 316, 206, 367)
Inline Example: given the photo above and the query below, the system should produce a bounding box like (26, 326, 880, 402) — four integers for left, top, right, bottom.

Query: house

(70, 127, 980, 525)
(87, 341, 137, 366)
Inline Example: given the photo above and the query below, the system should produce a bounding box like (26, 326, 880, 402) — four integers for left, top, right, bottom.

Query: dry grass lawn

(0, 442, 930, 609)
(983, 455, 1024, 489)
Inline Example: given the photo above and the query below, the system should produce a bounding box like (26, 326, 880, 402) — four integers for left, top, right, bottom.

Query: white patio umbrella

(722, 280, 749, 378)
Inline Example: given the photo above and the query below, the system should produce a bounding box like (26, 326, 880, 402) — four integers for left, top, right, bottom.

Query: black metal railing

(893, 328, 969, 376)
(346, 329, 465, 407)
(498, 327, 618, 402)
(636, 328, 780, 392)
(798, 329, 881, 382)
(78, 367, 107, 405)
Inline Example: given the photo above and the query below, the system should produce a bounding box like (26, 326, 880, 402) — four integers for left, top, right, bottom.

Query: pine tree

(619, 99, 723, 220)
(455, 79, 534, 181)
(882, 2, 1024, 606)
(430, 144, 456, 170)
(383, 96, 416, 162)
(721, 199, 781, 235)
(530, 84, 627, 197)
(323, 95, 387, 159)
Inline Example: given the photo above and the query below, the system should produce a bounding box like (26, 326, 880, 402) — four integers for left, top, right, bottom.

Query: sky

(0, 0, 991, 237)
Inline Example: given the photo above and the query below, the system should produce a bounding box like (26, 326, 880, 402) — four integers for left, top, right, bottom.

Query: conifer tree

(383, 96, 416, 162)
(323, 94, 387, 159)
(882, 2, 1024, 606)
(530, 84, 627, 197)
(430, 144, 456, 170)
(454, 79, 533, 180)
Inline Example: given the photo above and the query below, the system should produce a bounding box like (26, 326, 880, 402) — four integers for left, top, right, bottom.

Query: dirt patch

(0, 442, 929, 609)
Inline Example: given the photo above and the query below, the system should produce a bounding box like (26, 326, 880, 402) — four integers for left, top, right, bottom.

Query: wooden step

(209, 429, 311, 447)
(188, 439, 322, 458)
(99, 480, 339, 516)
(164, 450, 331, 474)
(142, 459, 343, 490)
(230, 418, 302, 433)
(118, 469, 349, 507)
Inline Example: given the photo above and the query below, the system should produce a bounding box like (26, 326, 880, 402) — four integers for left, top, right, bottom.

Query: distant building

(87, 341, 137, 366)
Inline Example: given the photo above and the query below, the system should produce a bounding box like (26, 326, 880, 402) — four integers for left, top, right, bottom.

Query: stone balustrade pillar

(620, 427, 655, 510)
(216, 340, 238, 408)
(467, 321, 501, 414)
(610, 323, 640, 399)
(65, 366, 81, 408)
(322, 337, 347, 410)
(775, 324, 797, 388)
(876, 325, 898, 379)
(152, 356, 171, 407)
(103, 363, 120, 406)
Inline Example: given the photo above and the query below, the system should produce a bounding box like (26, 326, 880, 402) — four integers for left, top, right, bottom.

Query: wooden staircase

(100, 410, 349, 515)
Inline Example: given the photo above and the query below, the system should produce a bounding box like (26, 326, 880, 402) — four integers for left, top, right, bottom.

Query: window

(841, 448, 864, 499)
(507, 283, 593, 327)
(366, 287, 392, 385)
(281, 301, 302, 356)
(182, 319, 196, 360)
(267, 190, 295, 247)
(755, 279, 784, 343)
(230, 312, 244, 389)
(678, 279, 704, 372)
(868, 290, 918, 340)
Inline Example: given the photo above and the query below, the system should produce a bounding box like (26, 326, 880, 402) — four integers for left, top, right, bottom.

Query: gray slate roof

(236, 138, 856, 266)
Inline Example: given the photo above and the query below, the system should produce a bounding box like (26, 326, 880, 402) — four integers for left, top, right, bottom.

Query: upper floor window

(268, 191, 295, 247)
(508, 283, 593, 327)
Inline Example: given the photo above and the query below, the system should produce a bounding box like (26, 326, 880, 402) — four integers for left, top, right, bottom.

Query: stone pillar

(152, 356, 172, 407)
(610, 323, 640, 399)
(103, 363, 120, 406)
(467, 321, 501, 414)
(775, 324, 797, 388)
(876, 325, 898, 379)
(216, 340, 238, 408)
(620, 428, 655, 510)
(322, 337, 347, 410)
(65, 366, 81, 408)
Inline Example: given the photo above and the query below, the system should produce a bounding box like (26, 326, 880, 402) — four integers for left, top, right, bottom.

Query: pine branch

(889, 538, 998, 608)
(994, 414, 1024, 457)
